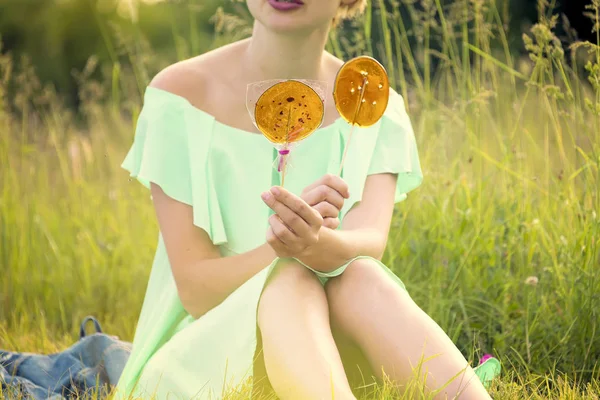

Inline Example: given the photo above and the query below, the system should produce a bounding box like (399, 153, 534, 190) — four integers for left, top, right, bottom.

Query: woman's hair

(334, 0, 368, 26)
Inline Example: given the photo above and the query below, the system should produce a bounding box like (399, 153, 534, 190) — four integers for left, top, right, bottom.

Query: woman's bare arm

(142, 63, 284, 318)
(151, 183, 277, 319)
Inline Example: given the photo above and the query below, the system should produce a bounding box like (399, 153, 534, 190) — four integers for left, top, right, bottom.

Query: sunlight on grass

(1, 0, 599, 398)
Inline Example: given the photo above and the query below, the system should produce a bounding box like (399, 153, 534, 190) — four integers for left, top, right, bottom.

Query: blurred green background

(0, 0, 595, 110)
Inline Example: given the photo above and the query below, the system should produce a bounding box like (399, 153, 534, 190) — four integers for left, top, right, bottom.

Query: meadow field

(1, 0, 600, 398)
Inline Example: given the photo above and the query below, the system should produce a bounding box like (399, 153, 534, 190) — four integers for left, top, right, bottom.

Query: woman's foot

(473, 355, 501, 389)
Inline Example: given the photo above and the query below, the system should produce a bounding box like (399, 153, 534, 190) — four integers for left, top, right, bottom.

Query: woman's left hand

(301, 174, 350, 230)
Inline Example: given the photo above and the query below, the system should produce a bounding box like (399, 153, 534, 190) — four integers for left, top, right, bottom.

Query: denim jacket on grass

(0, 317, 131, 399)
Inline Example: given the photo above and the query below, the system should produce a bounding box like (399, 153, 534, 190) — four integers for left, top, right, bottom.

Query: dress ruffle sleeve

(122, 87, 227, 245)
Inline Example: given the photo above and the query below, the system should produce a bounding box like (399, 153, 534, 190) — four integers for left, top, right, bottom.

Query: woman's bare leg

(257, 260, 355, 400)
(324, 259, 491, 400)
(330, 324, 378, 398)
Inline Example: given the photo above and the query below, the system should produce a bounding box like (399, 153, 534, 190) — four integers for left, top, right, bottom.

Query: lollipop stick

(281, 156, 287, 187)
(338, 75, 368, 176)
(338, 124, 356, 176)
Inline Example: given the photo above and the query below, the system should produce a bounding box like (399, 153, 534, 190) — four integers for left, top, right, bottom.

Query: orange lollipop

(333, 56, 390, 174)
(254, 80, 324, 186)
(255, 80, 324, 143)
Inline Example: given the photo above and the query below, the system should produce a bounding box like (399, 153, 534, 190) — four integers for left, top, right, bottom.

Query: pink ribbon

(278, 149, 290, 172)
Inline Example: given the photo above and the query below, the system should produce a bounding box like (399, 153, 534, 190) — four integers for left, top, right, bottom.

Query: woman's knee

(325, 259, 386, 297)
(258, 259, 323, 325)
(264, 258, 319, 292)
(325, 258, 411, 314)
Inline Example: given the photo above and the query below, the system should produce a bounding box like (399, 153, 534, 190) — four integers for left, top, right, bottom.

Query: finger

(269, 214, 297, 246)
(305, 187, 344, 211)
(262, 194, 311, 236)
(322, 217, 340, 230)
(269, 187, 322, 227)
(313, 201, 340, 219)
(266, 227, 291, 258)
(302, 174, 350, 199)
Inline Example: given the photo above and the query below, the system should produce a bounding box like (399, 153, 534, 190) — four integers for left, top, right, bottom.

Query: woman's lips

(267, 0, 304, 11)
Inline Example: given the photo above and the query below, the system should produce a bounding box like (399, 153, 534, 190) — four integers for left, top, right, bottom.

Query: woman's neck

(244, 22, 331, 81)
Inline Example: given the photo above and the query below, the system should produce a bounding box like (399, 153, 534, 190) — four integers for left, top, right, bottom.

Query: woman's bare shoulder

(149, 39, 248, 108)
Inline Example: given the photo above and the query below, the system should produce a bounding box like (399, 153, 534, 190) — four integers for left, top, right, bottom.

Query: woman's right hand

(301, 174, 350, 230)
(262, 187, 324, 258)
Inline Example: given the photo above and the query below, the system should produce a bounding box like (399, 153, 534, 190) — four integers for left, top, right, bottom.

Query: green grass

(2, 0, 600, 398)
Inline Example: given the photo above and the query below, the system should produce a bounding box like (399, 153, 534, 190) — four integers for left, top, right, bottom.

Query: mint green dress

(115, 86, 499, 399)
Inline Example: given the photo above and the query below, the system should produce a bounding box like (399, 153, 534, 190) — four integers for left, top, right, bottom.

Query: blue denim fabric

(0, 317, 131, 399)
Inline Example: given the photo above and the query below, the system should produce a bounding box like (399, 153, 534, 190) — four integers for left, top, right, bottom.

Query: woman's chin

(258, 15, 329, 35)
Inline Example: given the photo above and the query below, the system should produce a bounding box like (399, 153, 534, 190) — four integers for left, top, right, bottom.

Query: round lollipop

(333, 56, 390, 175)
(252, 80, 325, 187)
